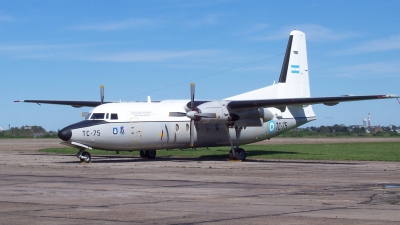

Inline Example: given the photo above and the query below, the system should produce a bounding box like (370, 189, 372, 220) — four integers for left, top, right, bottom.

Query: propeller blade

(196, 113, 216, 118)
(190, 83, 195, 110)
(190, 119, 194, 148)
(100, 85, 104, 105)
(169, 112, 186, 117)
(190, 83, 195, 148)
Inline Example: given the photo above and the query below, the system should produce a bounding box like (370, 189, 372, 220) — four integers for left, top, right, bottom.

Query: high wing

(227, 94, 399, 110)
(13, 100, 113, 108)
(14, 85, 113, 108)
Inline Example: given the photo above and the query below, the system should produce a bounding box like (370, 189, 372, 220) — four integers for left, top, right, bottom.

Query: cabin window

(90, 113, 105, 120)
(110, 114, 118, 120)
(106, 113, 109, 119)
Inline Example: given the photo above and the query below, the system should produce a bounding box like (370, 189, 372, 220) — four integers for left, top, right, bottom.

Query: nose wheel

(77, 149, 91, 163)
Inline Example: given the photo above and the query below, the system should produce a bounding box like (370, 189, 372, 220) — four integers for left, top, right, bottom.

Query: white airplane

(16, 30, 398, 162)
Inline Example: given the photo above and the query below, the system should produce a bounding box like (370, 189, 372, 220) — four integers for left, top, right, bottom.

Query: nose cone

(58, 127, 72, 141)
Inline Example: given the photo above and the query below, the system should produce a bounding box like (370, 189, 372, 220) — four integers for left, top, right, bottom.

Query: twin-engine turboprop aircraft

(16, 30, 398, 162)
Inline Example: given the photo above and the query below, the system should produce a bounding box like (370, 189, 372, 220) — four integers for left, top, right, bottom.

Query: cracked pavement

(0, 138, 399, 224)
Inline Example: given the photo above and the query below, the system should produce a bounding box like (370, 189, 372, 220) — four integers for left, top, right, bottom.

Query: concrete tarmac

(1, 138, 400, 224)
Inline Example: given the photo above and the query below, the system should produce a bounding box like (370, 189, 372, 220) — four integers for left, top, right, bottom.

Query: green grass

(39, 142, 400, 162)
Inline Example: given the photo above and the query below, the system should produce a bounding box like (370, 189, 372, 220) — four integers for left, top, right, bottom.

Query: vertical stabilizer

(225, 30, 310, 100)
(277, 30, 310, 98)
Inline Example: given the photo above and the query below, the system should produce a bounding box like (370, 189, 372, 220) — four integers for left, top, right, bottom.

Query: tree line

(0, 126, 58, 138)
(280, 124, 399, 138)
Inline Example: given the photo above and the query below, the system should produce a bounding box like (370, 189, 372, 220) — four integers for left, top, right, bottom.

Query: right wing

(227, 94, 399, 110)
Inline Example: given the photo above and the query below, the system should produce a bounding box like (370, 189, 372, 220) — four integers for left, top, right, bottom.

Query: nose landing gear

(77, 148, 91, 163)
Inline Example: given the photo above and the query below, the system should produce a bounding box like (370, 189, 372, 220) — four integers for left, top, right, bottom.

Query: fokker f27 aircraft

(16, 30, 398, 162)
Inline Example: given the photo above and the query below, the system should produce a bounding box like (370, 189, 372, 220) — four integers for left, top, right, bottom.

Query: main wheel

(229, 150, 234, 160)
(139, 150, 146, 157)
(81, 151, 92, 163)
(235, 148, 246, 161)
(145, 150, 157, 159)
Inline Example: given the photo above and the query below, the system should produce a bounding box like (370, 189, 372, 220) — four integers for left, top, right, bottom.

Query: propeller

(169, 83, 216, 148)
(189, 83, 195, 147)
(100, 85, 104, 105)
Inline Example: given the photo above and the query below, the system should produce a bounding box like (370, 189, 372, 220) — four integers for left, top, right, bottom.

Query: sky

(1, 0, 400, 132)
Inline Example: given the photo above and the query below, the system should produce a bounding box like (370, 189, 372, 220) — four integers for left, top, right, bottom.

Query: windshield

(84, 113, 92, 120)
(90, 113, 105, 120)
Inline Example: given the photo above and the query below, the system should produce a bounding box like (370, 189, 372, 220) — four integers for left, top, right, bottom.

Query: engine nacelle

(260, 107, 283, 121)
(195, 101, 230, 124)
(194, 101, 283, 125)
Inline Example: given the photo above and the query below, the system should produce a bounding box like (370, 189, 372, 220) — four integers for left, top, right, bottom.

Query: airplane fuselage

(59, 100, 316, 151)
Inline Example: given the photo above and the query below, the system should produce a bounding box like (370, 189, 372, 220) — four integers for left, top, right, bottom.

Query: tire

(235, 148, 246, 161)
(228, 150, 234, 160)
(140, 150, 146, 157)
(145, 150, 157, 159)
(81, 151, 91, 163)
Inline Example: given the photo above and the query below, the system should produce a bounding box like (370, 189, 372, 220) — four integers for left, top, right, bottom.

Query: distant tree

(359, 127, 366, 133)
(339, 126, 349, 133)
(318, 126, 330, 134)
(31, 126, 46, 133)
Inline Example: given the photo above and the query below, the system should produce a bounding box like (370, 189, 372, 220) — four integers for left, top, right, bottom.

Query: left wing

(227, 94, 399, 109)
(14, 100, 112, 108)
(14, 85, 113, 108)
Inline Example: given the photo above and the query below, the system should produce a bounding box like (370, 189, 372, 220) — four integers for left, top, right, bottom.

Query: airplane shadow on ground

(22, 149, 358, 165)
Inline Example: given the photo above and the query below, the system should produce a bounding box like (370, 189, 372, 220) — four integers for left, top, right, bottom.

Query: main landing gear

(226, 125, 246, 161)
(77, 148, 91, 163)
(139, 150, 157, 159)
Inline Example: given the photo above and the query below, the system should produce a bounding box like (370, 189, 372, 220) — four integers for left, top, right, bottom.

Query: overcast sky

(1, 0, 399, 131)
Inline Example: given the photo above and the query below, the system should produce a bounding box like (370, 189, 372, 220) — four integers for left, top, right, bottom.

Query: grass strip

(39, 142, 400, 162)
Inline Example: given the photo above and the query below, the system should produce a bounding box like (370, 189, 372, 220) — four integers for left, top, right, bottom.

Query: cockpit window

(85, 113, 92, 120)
(90, 113, 105, 120)
(110, 113, 118, 120)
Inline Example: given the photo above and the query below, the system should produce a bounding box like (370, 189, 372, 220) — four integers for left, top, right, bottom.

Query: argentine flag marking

(291, 65, 300, 74)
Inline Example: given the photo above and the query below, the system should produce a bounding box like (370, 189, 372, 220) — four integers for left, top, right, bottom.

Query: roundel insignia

(112, 127, 118, 135)
(268, 120, 276, 133)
